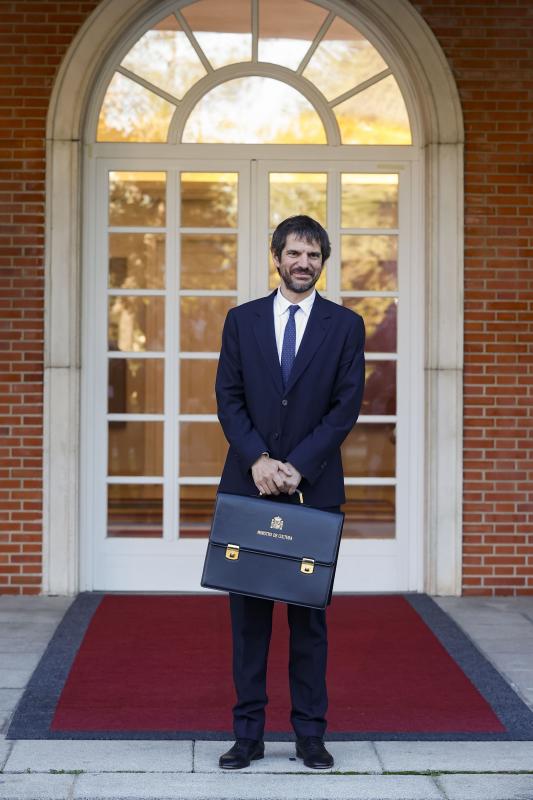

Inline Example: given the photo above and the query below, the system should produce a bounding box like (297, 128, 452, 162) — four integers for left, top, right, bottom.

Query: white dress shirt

(273, 287, 316, 363)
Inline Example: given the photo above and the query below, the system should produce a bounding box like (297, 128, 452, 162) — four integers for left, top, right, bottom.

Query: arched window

(96, 3, 411, 145)
(83, 0, 422, 594)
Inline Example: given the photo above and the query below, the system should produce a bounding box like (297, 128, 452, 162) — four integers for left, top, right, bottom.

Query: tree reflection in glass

(342, 174, 398, 229)
(341, 235, 397, 292)
(97, 73, 175, 142)
(107, 484, 163, 539)
(181, 173, 238, 228)
(303, 16, 387, 101)
(182, 77, 326, 143)
(342, 486, 395, 539)
(335, 75, 411, 144)
(343, 297, 397, 353)
(362, 361, 396, 415)
(109, 233, 165, 290)
(109, 172, 166, 227)
(121, 15, 206, 100)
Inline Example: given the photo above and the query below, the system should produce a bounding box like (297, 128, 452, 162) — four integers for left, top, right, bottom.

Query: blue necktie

(280, 305, 300, 388)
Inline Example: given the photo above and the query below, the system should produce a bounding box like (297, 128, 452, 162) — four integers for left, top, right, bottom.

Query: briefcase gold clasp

(226, 544, 240, 560)
(301, 558, 314, 575)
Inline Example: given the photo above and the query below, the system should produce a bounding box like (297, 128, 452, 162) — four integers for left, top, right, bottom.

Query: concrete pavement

(1, 594, 533, 799)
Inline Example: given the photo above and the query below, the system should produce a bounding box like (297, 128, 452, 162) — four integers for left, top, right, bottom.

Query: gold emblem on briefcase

(270, 515, 284, 530)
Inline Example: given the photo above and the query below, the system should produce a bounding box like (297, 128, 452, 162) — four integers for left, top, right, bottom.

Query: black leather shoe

(296, 736, 334, 769)
(219, 738, 265, 769)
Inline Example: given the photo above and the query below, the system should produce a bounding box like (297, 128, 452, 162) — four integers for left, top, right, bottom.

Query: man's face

(272, 233, 324, 294)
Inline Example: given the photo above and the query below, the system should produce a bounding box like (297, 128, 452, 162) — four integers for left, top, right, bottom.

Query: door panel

(89, 157, 416, 592)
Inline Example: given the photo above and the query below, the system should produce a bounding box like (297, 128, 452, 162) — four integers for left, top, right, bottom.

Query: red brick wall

(0, 0, 532, 594)
(0, 2, 100, 594)
(412, 0, 533, 595)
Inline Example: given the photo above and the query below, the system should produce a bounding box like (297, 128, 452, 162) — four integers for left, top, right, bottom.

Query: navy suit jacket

(215, 290, 365, 507)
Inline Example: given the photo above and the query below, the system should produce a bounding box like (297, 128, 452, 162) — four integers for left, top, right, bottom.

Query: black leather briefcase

(201, 492, 344, 610)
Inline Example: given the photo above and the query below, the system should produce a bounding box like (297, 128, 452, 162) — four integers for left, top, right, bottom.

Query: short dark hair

(270, 215, 331, 264)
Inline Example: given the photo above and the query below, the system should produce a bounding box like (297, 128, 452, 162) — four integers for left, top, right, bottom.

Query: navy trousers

(229, 501, 340, 741)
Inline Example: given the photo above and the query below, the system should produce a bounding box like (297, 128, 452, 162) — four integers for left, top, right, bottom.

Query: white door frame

(82, 149, 422, 593)
(43, 0, 463, 596)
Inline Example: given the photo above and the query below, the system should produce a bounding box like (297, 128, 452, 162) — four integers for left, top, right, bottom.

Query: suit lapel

(252, 292, 283, 394)
(284, 293, 331, 393)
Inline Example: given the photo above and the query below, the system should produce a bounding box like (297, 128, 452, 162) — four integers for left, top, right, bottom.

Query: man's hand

(251, 455, 287, 495)
(278, 462, 302, 495)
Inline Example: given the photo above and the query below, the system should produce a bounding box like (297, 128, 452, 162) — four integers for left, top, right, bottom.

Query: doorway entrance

(83, 151, 420, 591)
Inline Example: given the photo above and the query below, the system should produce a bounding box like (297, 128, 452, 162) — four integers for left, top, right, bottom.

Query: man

(215, 215, 365, 770)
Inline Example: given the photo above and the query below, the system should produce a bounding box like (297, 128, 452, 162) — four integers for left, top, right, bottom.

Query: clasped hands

(251, 455, 301, 496)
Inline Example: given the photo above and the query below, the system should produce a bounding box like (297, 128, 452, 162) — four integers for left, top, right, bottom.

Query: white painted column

(42, 140, 82, 595)
(424, 142, 464, 595)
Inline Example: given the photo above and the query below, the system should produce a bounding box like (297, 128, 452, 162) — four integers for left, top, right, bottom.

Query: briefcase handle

(258, 489, 304, 504)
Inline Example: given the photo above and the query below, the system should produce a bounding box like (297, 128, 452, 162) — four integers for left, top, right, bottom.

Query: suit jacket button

(273, 432, 279, 439)
(281, 399, 288, 406)
(321, 461, 326, 469)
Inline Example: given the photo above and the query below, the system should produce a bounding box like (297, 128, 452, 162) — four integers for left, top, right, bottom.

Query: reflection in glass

(181, 172, 238, 228)
(342, 174, 398, 229)
(180, 296, 236, 351)
(303, 16, 387, 101)
(109, 233, 165, 289)
(269, 173, 327, 228)
(107, 483, 163, 538)
(341, 235, 398, 292)
(362, 361, 396, 416)
(109, 172, 166, 227)
(342, 485, 395, 539)
(179, 485, 217, 538)
(180, 422, 228, 476)
(108, 358, 164, 415)
(342, 297, 397, 353)
(181, 235, 236, 290)
(108, 296, 165, 352)
(180, 359, 218, 414)
(181, 0, 251, 68)
(269, 252, 326, 292)
(121, 15, 206, 101)
(108, 421, 163, 476)
(258, 0, 327, 70)
(182, 77, 326, 144)
(97, 72, 175, 142)
(335, 75, 412, 145)
(341, 423, 396, 478)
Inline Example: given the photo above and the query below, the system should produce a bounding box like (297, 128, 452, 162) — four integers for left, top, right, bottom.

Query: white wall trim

(44, 0, 464, 595)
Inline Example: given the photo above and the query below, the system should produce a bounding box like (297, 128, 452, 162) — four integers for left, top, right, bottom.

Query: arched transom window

(97, 0, 412, 145)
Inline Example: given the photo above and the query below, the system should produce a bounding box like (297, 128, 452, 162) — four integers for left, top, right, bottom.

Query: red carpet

(50, 595, 505, 734)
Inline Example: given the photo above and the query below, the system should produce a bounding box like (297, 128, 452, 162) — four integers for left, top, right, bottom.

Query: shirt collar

(275, 287, 316, 317)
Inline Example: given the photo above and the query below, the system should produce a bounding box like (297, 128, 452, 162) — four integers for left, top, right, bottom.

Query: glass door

(89, 160, 249, 590)
(257, 162, 409, 590)
(86, 156, 416, 591)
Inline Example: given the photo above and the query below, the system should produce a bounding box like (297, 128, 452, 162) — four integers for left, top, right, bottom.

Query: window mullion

(328, 68, 392, 109)
(295, 10, 335, 75)
(165, 168, 179, 542)
(251, 0, 259, 62)
(116, 66, 181, 107)
(174, 8, 214, 73)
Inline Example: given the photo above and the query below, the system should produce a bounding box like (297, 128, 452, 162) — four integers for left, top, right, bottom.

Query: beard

(277, 266, 322, 293)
